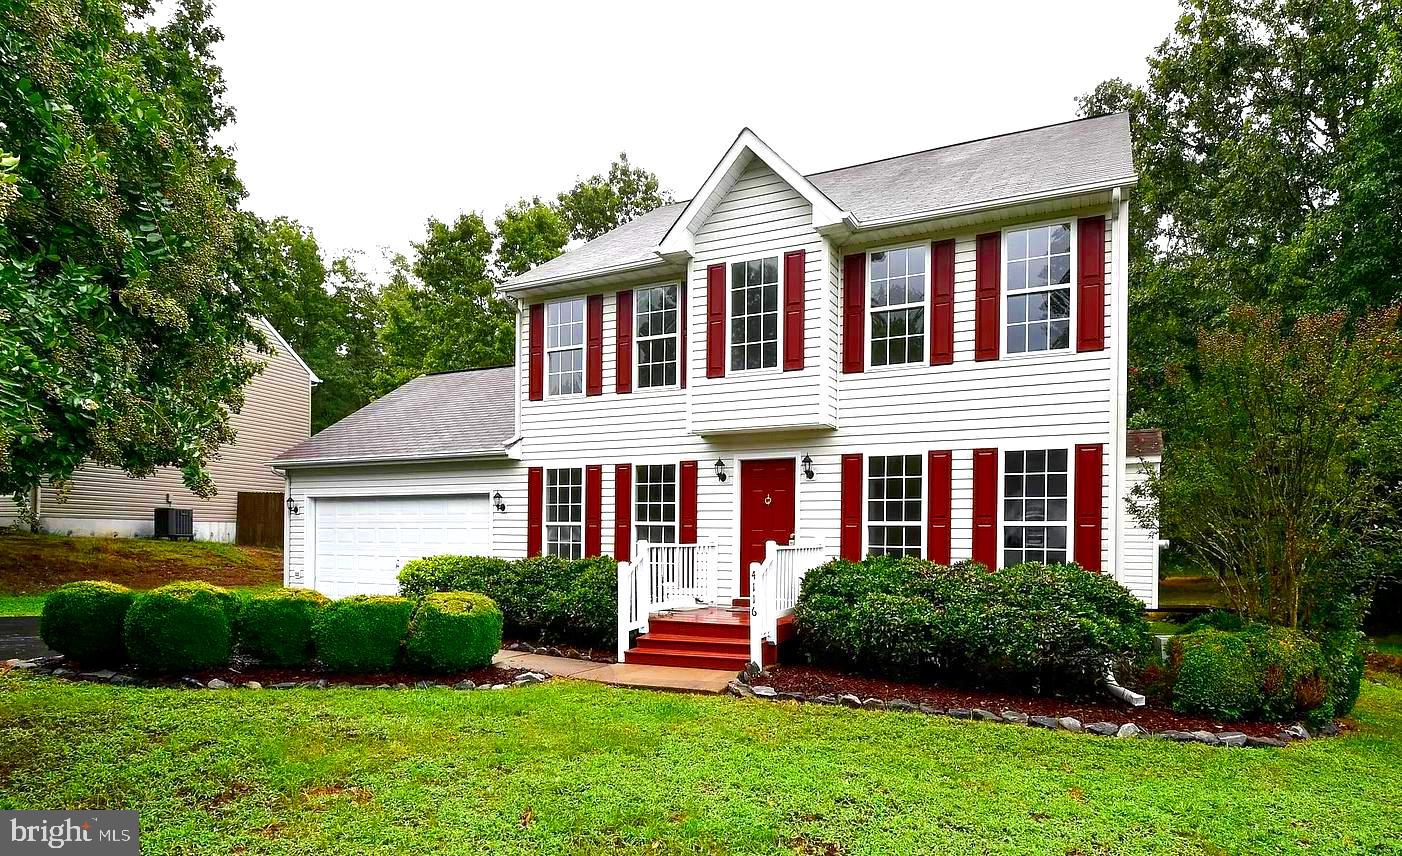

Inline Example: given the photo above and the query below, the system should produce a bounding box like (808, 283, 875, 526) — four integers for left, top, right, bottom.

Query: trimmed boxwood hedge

(39, 581, 134, 665)
(405, 592, 503, 672)
(123, 581, 233, 672)
(237, 588, 329, 666)
(312, 595, 413, 672)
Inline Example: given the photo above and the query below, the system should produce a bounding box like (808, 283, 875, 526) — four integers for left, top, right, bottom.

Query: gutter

(849, 176, 1139, 231)
(272, 448, 514, 470)
(499, 256, 678, 294)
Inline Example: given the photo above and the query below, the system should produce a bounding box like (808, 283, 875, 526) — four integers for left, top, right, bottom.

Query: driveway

(0, 616, 56, 660)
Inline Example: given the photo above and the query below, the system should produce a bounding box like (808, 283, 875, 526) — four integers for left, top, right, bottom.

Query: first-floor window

(868, 454, 922, 557)
(546, 467, 583, 559)
(634, 463, 677, 544)
(1003, 449, 1068, 566)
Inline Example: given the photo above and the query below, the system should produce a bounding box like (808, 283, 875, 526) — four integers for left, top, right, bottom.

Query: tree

(1129, 304, 1402, 628)
(555, 153, 672, 241)
(494, 198, 569, 279)
(0, 0, 260, 509)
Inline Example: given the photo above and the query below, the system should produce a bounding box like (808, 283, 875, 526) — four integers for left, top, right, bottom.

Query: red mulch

(186, 659, 529, 688)
(764, 664, 1306, 737)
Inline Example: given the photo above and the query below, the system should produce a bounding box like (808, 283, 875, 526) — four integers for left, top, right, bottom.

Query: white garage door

(312, 495, 490, 599)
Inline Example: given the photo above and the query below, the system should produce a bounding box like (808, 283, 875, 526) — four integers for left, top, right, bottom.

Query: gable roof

(502, 113, 1135, 292)
(272, 366, 516, 468)
(256, 317, 321, 385)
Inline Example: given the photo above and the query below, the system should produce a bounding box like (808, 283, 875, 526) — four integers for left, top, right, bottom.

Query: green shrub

(1177, 610, 1247, 634)
(123, 582, 232, 672)
(794, 556, 1151, 690)
(38, 581, 134, 665)
(1316, 628, 1365, 720)
(1170, 626, 1333, 724)
(312, 595, 412, 672)
(545, 556, 617, 647)
(398, 555, 513, 601)
(237, 588, 329, 666)
(405, 592, 503, 672)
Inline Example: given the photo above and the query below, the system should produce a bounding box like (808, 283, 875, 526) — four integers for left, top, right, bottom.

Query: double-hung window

(1005, 223, 1072, 354)
(545, 297, 585, 396)
(729, 256, 779, 371)
(545, 467, 584, 559)
(636, 285, 679, 388)
(867, 454, 922, 557)
(1003, 449, 1068, 566)
(634, 463, 677, 545)
(869, 247, 926, 367)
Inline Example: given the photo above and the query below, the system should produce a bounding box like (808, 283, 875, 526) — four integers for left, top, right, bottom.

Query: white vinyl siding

(1121, 458, 1161, 607)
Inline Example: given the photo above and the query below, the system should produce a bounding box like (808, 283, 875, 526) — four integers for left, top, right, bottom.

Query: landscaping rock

(946, 708, 972, 719)
(180, 676, 205, 689)
(269, 682, 298, 690)
(543, 647, 563, 658)
(81, 670, 116, 681)
(491, 683, 508, 690)
(741, 662, 763, 683)
(1246, 735, 1287, 748)
(809, 694, 837, 705)
(455, 680, 476, 690)
(1216, 731, 1247, 747)
(1085, 722, 1120, 737)
(838, 694, 862, 708)
(10, 659, 41, 670)
(727, 680, 754, 698)
(243, 681, 262, 690)
(918, 704, 943, 716)
(517, 672, 548, 684)
(886, 699, 917, 713)
(1282, 724, 1310, 741)
(507, 641, 528, 652)
(110, 674, 137, 687)
(394, 683, 410, 690)
(1317, 722, 1340, 737)
(206, 678, 231, 689)
(751, 685, 778, 698)
(861, 697, 884, 710)
(52, 668, 73, 678)
(375, 684, 391, 690)
(1160, 730, 1196, 742)
(1116, 723, 1146, 739)
(1189, 730, 1221, 745)
(415, 681, 432, 689)
(972, 709, 1001, 722)
(1057, 717, 1082, 732)
(1001, 710, 1029, 724)
(776, 692, 804, 702)
(1028, 715, 1058, 729)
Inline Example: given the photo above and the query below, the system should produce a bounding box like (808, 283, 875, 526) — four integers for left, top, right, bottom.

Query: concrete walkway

(493, 650, 734, 693)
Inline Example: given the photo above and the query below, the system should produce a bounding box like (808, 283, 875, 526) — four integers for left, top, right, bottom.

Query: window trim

(544, 466, 585, 559)
(633, 283, 682, 392)
(1001, 218, 1078, 360)
(863, 451, 926, 558)
(633, 461, 679, 547)
(995, 443, 1075, 570)
(724, 254, 784, 376)
(865, 242, 931, 371)
(544, 296, 587, 399)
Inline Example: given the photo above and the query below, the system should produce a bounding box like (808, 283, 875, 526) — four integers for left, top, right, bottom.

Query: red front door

(739, 459, 796, 597)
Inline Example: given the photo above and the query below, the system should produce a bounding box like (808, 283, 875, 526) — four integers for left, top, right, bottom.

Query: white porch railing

(748, 539, 828, 667)
(616, 539, 718, 659)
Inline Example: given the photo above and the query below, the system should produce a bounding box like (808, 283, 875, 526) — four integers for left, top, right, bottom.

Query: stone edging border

(503, 642, 614, 663)
(729, 671, 1326, 748)
(4, 655, 551, 692)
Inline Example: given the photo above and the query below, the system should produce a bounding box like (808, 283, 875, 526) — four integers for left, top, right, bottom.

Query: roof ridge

(424, 364, 515, 377)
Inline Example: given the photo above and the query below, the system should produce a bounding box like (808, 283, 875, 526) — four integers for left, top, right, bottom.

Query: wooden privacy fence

(236, 491, 284, 548)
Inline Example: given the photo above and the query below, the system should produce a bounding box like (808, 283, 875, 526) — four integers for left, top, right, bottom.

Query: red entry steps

(622, 606, 794, 671)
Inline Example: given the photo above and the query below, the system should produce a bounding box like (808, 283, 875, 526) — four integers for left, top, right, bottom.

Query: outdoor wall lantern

(801, 453, 815, 480)
(714, 458, 728, 482)
(285, 495, 301, 515)
(493, 491, 506, 512)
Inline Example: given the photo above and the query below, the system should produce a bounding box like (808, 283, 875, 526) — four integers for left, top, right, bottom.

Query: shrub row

(794, 556, 1153, 690)
(38, 581, 501, 674)
(397, 554, 615, 646)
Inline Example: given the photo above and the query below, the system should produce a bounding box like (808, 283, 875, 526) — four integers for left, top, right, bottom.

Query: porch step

(623, 647, 750, 671)
(646, 615, 748, 641)
(631, 632, 750, 656)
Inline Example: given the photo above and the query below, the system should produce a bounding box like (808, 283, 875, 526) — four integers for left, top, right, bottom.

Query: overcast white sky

(209, 1, 1180, 274)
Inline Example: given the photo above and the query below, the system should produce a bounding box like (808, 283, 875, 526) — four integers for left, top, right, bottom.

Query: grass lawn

(1, 674, 1399, 854)
(0, 531, 282, 615)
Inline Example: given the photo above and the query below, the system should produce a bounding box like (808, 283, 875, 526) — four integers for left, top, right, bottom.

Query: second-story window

(634, 463, 677, 544)
(1005, 223, 1072, 354)
(546, 467, 584, 559)
(636, 285, 679, 388)
(729, 257, 779, 371)
(869, 246, 926, 367)
(546, 297, 585, 396)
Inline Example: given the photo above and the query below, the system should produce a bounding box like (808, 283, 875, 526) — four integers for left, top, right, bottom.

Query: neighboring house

(275, 113, 1162, 667)
(3, 318, 318, 543)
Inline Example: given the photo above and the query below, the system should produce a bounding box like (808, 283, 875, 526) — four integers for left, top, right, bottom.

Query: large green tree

(555, 153, 672, 242)
(0, 0, 260, 507)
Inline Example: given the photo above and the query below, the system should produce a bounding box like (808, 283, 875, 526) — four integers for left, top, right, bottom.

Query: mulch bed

(764, 664, 1307, 738)
(190, 660, 530, 688)
(1366, 651, 1402, 676)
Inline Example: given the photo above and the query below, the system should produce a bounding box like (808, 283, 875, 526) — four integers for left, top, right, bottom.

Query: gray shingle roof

(273, 366, 516, 466)
(503, 113, 1134, 290)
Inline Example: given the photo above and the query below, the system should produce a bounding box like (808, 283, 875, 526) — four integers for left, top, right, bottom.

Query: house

(273, 113, 1162, 669)
(4, 318, 318, 544)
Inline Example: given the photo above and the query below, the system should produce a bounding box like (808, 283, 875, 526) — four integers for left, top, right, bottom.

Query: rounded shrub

(38, 581, 134, 665)
(1170, 625, 1330, 723)
(123, 581, 233, 672)
(398, 555, 513, 601)
(405, 592, 504, 672)
(312, 595, 413, 672)
(237, 588, 329, 666)
(545, 556, 617, 647)
(1316, 628, 1365, 721)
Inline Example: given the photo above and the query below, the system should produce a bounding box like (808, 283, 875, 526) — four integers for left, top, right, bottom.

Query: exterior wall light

(801, 453, 815, 480)
(285, 495, 301, 515)
(493, 491, 506, 512)
(714, 458, 728, 482)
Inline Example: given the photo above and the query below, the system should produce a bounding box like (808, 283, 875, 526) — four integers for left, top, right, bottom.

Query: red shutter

(678, 283, 687, 389)
(930, 240, 955, 366)
(586, 294, 603, 396)
(1076, 216, 1106, 352)
(528, 304, 544, 401)
(783, 249, 805, 371)
(615, 289, 633, 394)
(679, 460, 698, 544)
(840, 453, 863, 560)
(706, 264, 725, 378)
(971, 448, 998, 569)
(526, 466, 543, 557)
(1074, 443, 1105, 572)
(974, 232, 1001, 361)
(614, 464, 632, 561)
(842, 253, 865, 373)
(585, 464, 602, 556)
(927, 450, 952, 564)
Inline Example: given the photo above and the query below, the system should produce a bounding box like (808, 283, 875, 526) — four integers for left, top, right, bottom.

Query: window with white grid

(868, 454, 922, 557)
(869, 246, 926, 367)
(1003, 449, 1069, 567)
(1005, 223, 1072, 354)
(545, 467, 583, 559)
(636, 285, 679, 388)
(634, 464, 677, 545)
(729, 257, 779, 371)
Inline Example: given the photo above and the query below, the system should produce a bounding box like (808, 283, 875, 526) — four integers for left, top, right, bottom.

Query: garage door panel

(312, 495, 489, 599)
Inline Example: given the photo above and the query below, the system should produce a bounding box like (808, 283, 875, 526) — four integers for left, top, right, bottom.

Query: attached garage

(309, 494, 491, 598)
